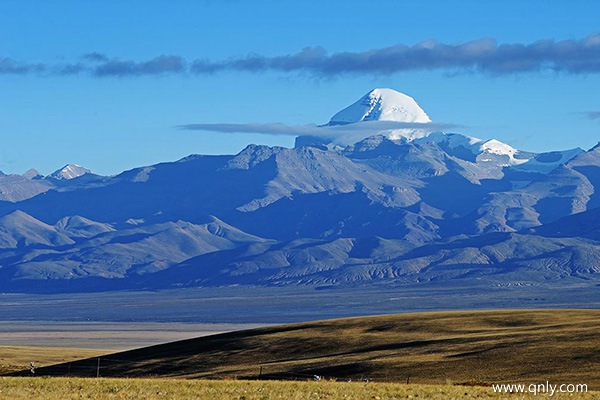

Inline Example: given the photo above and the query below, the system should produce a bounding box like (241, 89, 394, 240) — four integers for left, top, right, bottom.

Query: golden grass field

(0, 346, 110, 375)
(1, 309, 599, 398)
(0, 377, 598, 400)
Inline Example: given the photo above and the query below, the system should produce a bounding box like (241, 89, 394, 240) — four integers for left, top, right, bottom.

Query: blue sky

(1, 0, 599, 175)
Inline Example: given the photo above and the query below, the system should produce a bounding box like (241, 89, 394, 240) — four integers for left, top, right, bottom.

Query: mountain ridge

(0, 89, 598, 292)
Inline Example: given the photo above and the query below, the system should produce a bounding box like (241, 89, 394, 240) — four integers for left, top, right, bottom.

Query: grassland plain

(13, 309, 600, 390)
(0, 346, 110, 375)
(1, 377, 598, 400)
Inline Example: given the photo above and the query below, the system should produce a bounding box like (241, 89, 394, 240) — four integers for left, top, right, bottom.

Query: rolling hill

(15, 309, 600, 389)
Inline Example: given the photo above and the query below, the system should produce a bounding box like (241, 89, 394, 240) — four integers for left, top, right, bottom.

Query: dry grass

(17, 309, 600, 390)
(1, 377, 598, 400)
(0, 346, 110, 375)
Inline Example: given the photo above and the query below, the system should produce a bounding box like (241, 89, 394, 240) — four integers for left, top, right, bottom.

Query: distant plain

(2, 283, 599, 349)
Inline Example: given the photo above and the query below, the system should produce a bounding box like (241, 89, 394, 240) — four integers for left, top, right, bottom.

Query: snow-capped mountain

(0, 165, 104, 203)
(303, 88, 583, 172)
(0, 89, 598, 292)
(328, 88, 432, 125)
(48, 164, 92, 180)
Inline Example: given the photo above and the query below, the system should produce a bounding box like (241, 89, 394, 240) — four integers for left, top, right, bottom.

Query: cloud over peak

(176, 120, 461, 141)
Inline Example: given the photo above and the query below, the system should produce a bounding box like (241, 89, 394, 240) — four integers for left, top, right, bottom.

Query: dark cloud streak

(0, 54, 186, 77)
(55, 63, 86, 75)
(0, 57, 45, 74)
(93, 55, 186, 76)
(585, 111, 600, 120)
(2, 33, 600, 77)
(190, 33, 600, 76)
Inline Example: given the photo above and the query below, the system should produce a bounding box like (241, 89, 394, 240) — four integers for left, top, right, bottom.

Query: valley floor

(0, 322, 265, 349)
(2, 283, 599, 326)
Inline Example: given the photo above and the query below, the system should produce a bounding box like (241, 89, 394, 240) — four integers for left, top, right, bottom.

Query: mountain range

(0, 88, 598, 293)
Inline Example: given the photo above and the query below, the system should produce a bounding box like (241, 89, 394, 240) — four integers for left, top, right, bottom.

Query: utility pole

(96, 358, 100, 378)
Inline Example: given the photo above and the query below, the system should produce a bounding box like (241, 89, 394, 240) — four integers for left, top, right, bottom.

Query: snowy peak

(49, 164, 92, 180)
(328, 88, 432, 126)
